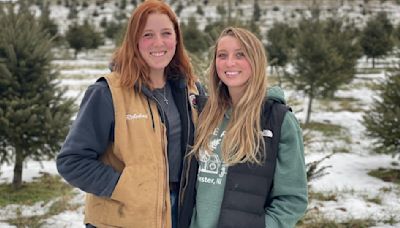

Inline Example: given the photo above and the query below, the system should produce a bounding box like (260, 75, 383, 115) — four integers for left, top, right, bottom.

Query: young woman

(179, 27, 308, 228)
(57, 1, 202, 227)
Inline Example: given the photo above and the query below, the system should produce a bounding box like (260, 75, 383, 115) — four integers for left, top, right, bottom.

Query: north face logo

(261, 129, 273, 137)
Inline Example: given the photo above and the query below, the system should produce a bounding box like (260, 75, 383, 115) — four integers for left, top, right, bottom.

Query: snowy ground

(1, 0, 400, 227)
(0, 49, 399, 227)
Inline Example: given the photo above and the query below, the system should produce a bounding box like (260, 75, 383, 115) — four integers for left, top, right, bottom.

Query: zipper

(179, 87, 193, 206)
(161, 123, 169, 228)
(150, 96, 169, 228)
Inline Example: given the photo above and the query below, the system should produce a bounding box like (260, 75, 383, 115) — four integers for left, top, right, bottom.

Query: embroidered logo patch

(126, 113, 148, 120)
(189, 94, 197, 109)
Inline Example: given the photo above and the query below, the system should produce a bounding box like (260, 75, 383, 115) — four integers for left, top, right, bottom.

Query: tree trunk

(12, 147, 24, 190)
(276, 67, 282, 87)
(306, 93, 314, 124)
(372, 57, 375, 68)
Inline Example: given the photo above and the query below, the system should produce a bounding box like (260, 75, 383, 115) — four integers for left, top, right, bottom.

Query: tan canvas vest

(84, 72, 171, 228)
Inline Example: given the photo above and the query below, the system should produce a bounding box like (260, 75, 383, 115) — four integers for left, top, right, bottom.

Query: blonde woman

(179, 27, 308, 228)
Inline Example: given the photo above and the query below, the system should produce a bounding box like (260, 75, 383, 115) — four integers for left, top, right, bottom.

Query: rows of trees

(0, 0, 399, 189)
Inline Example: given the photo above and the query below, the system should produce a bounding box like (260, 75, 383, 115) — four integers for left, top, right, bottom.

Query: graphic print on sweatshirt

(190, 120, 230, 228)
(197, 127, 227, 186)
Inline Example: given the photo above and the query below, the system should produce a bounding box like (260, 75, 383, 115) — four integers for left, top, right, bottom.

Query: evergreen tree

(65, 20, 104, 58)
(67, 1, 78, 20)
(181, 17, 208, 54)
(394, 23, 400, 48)
(363, 65, 400, 155)
(360, 12, 394, 68)
(196, 5, 204, 16)
(216, 4, 226, 18)
(363, 67, 400, 155)
(288, 16, 361, 123)
(119, 0, 127, 10)
(39, 2, 59, 39)
(0, 2, 75, 189)
(204, 18, 261, 45)
(265, 22, 297, 86)
(175, 1, 183, 17)
(252, 0, 261, 22)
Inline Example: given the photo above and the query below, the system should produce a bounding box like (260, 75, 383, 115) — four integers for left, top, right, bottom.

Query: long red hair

(112, 0, 195, 89)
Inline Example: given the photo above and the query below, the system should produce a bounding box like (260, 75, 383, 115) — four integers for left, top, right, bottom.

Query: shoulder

(80, 78, 112, 108)
(282, 111, 301, 132)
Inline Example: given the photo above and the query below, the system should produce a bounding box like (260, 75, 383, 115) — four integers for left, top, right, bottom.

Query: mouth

(150, 51, 166, 57)
(225, 71, 240, 76)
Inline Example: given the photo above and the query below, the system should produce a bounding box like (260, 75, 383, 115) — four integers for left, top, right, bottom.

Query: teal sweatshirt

(190, 86, 308, 228)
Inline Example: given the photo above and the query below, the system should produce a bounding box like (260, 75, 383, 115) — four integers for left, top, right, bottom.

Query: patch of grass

(5, 194, 81, 227)
(319, 97, 364, 113)
(302, 122, 341, 136)
(302, 122, 350, 141)
(356, 68, 385, 74)
(368, 168, 400, 184)
(297, 209, 376, 227)
(365, 195, 382, 205)
(379, 186, 393, 193)
(6, 214, 44, 228)
(381, 214, 399, 226)
(309, 191, 337, 201)
(1, 172, 79, 227)
(56, 64, 108, 71)
(58, 74, 100, 80)
(0, 172, 73, 207)
(332, 146, 351, 153)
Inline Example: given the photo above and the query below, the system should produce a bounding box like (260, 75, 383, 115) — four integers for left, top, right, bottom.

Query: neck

(229, 88, 245, 107)
(150, 69, 166, 89)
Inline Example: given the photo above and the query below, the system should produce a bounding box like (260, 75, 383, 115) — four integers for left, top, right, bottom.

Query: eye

(143, 32, 153, 38)
(217, 52, 227, 59)
(162, 31, 173, 36)
(236, 52, 246, 58)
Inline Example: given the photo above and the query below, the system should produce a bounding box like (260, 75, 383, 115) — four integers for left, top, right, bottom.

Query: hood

(267, 86, 286, 104)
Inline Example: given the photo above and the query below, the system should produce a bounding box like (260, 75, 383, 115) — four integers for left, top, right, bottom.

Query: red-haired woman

(57, 1, 203, 227)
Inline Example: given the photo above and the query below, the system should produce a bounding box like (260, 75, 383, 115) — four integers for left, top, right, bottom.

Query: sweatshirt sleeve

(56, 79, 120, 197)
(265, 112, 308, 228)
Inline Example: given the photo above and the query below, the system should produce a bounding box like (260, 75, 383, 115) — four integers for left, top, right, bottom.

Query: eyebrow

(143, 28, 174, 32)
(217, 48, 243, 52)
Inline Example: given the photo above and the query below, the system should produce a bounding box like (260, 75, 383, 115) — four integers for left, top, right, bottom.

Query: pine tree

(363, 67, 400, 155)
(360, 12, 394, 68)
(182, 17, 208, 54)
(252, 0, 261, 22)
(265, 22, 297, 86)
(288, 16, 361, 123)
(0, 2, 75, 189)
(39, 2, 59, 39)
(65, 20, 104, 59)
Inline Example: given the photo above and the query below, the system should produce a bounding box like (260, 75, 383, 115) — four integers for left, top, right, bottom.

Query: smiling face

(215, 35, 252, 98)
(138, 13, 177, 76)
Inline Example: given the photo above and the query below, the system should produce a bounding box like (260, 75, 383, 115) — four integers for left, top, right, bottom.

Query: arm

(265, 112, 308, 228)
(56, 79, 120, 197)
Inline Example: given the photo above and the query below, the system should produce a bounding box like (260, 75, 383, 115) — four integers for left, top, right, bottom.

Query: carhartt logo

(126, 113, 148, 120)
(261, 129, 273, 137)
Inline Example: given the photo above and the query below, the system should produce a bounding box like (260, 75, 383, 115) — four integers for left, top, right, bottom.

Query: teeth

(150, 51, 166, 57)
(225, 71, 239, 76)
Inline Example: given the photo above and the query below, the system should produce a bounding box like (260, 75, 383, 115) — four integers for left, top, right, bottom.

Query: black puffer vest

(179, 98, 290, 228)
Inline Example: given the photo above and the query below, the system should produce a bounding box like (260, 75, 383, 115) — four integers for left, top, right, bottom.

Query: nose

(153, 34, 164, 46)
(226, 55, 236, 67)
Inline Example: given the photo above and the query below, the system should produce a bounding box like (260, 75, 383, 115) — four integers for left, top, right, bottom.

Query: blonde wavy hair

(192, 27, 268, 165)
